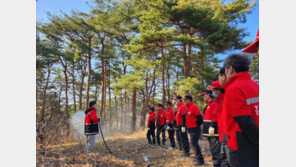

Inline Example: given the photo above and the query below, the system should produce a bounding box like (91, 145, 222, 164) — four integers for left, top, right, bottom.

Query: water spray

(70, 111, 169, 155)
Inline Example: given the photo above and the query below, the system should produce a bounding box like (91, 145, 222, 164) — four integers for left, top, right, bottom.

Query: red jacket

(216, 93, 225, 142)
(156, 109, 167, 126)
(147, 111, 156, 127)
(203, 99, 219, 136)
(166, 107, 174, 124)
(203, 99, 219, 123)
(222, 72, 259, 166)
(186, 102, 202, 128)
(175, 103, 187, 126)
(84, 107, 99, 124)
(84, 107, 100, 135)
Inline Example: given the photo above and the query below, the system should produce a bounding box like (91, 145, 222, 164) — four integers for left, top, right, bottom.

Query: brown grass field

(37, 130, 214, 167)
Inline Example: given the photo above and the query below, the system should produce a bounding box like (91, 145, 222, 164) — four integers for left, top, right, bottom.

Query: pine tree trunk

(151, 68, 156, 104)
(166, 67, 170, 101)
(63, 68, 69, 136)
(161, 48, 166, 105)
(72, 65, 77, 112)
(94, 84, 99, 102)
(103, 60, 107, 122)
(124, 92, 127, 130)
(126, 96, 130, 131)
(123, 65, 127, 130)
(58, 83, 62, 113)
(85, 39, 92, 110)
(140, 90, 146, 127)
(183, 44, 189, 76)
(115, 96, 118, 129)
(100, 58, 105, 121)
(79, 60, 87, 110)
(108, 61, 112, 128)
(120, 96, 124, 130)
(131, 87, 137, 132)
(199, 49, 205, 86)
(58, 55, 70, 136)
(40, 67, 51, 123)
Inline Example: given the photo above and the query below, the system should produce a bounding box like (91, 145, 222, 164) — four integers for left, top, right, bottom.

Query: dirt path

(37, 130, 214, 166)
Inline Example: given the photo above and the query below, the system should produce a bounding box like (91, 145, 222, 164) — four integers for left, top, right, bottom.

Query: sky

(36, 0, 259, 58)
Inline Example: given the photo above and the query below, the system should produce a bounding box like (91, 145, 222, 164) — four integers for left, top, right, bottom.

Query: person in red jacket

(155, 104, 167, 146)
(146, 107, 156, 145)
(174, 95, 190, 157)
(84, 100, 100, 153)
(183, 95, 204, 165)
(210, 74, 230, 167)
(165, 101, 176, 148)
(173, 107, 182, 150)
(222, 54, 259, 167)
(201, 90, 221, 167)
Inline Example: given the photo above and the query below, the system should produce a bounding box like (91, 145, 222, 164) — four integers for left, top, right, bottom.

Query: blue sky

(36, 0, 259, 56)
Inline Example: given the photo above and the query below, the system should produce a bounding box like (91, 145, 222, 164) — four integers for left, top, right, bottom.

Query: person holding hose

(84, 100, 100, 153)
(165, 101, 176, 148)
(147, 107, 156, 145)
(174, 95, 190, 157)
(155, 104, 167, 146)
(201, 90, 221, 167)
(183, 95, 205, 165)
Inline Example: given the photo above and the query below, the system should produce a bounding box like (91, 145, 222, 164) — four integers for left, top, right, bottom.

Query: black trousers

(168, 129, 175, 148)
(175, 129, 182, 150)
(156, 125, 166, 145)
(208, 136, 221, 167)
(220, 142, 231, 167)
(188, 127, 204, 161)
(178, 126, 190, 154)
(146, 127, 155, 144)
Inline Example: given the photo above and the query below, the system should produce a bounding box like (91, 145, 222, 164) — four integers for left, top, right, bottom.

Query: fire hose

(98, 122, 113, 154)
(97, 123, 168, 155)
(127, 125, 167, 154)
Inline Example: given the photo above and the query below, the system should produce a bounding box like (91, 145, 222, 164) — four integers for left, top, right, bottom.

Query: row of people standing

(146, 54, 259, 167)
(146, 95, 206, 165)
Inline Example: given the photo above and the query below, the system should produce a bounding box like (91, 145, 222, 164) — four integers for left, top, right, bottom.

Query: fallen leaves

(37, 129, 213, 167)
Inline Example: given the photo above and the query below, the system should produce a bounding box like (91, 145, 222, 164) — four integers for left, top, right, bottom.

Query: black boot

(195, 157, 205, 166)
(182, 152, 191, 157)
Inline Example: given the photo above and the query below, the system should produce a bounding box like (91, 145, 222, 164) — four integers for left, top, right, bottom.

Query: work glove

(166, 126, 170, 130)
(181, 126, 186, 133)
(209, 127, 215, 136)
(147, 127, 150, 130)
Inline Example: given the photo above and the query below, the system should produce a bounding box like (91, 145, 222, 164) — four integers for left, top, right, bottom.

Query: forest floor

(37, 130, 214, 167)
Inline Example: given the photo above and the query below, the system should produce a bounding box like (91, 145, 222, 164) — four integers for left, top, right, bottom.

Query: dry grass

(37, 130, 213, 167)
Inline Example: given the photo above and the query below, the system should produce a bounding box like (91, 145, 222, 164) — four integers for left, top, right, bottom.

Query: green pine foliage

(36, 0, 257, 135)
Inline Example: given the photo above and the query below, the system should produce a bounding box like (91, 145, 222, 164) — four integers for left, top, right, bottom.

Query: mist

(70, 110, 137, 142)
